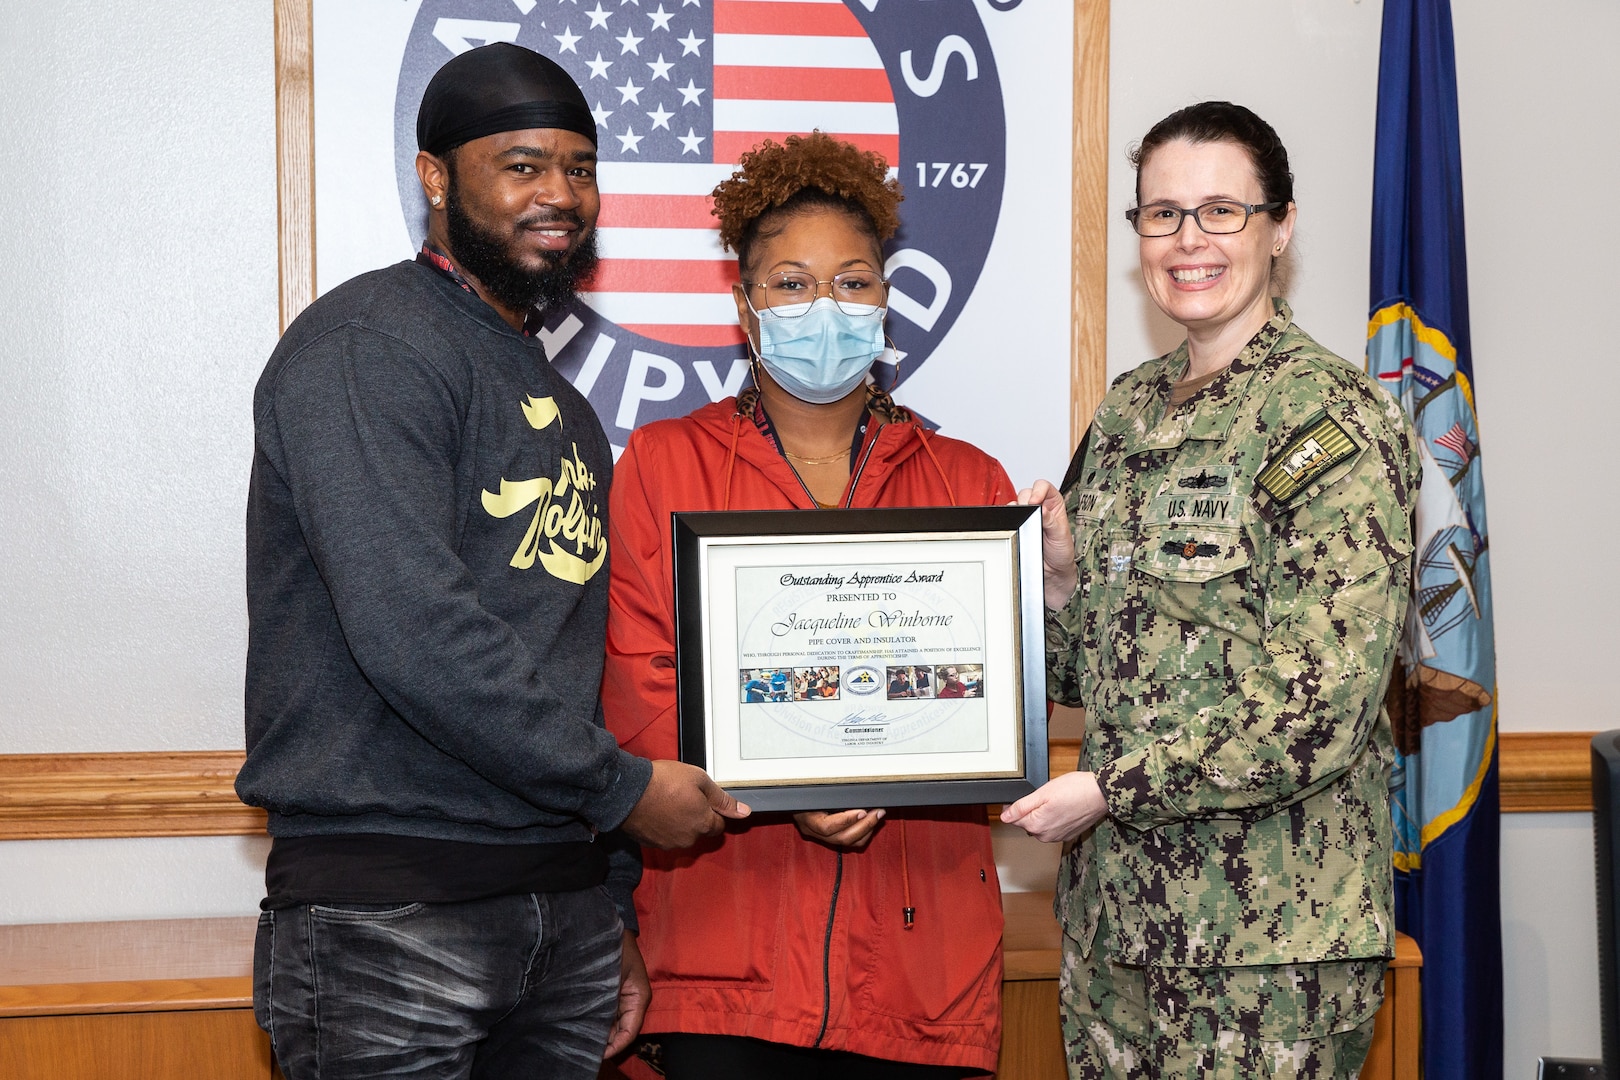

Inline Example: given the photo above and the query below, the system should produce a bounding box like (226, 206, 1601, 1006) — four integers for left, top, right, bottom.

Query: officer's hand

(603, 930, 648, 1059)
(793, 808, 885, 850)
(1000, 771, 1106, 844)
(1015, 480, 1077, 610)
(621, 760, 751, 850)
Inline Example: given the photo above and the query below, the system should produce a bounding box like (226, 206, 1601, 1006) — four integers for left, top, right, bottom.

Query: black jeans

(254, 888, 621, 1079)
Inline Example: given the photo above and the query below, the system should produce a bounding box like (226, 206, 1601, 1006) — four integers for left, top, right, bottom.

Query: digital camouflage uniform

(1046, 301, 1421, 1078)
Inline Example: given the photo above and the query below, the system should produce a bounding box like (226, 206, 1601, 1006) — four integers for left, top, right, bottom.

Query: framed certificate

(673, 505, 1048, 812)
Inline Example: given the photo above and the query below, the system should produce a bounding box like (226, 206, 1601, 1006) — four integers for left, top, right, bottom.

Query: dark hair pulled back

(1129, 101, 1293, 222)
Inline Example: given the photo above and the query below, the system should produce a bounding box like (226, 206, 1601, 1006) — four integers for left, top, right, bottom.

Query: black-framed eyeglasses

(1125, 200, 1283, 237)
(746, 270, 888, 316)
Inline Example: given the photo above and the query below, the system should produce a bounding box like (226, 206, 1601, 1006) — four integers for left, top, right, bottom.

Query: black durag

(416, 42, 597, 154)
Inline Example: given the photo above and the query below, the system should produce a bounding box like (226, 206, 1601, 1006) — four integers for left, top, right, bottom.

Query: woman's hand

(1016, 479, 1077, 610)
(1000, 772, 1106, 843)
(794, 808, 886, 849)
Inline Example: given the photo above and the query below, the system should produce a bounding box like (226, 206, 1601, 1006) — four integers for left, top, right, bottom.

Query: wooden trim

(1071, 0, 1110, 449)
(0, 978, 253, 1019)
(275, 0, 315, 333)
(1045, 733, 1593, 813)
(1500, 731, 1593, 813)
(0, 733, 1594, 841)
(0, 753, 263, 841)
(0, 733, 1590, 842)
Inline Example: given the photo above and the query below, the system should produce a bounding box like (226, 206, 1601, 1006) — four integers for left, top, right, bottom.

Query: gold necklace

(783, 449, 849, 466)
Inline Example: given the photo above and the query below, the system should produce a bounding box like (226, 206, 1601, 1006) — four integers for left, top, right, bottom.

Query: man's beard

(444, 184, 599, 314)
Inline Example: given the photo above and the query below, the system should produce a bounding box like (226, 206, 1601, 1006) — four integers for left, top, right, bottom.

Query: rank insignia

(1162, 540, 1220, 559)
(1255, 414, 1359, 505)
(1178, 469, 1230, 491)
(1106, 539, 1134, 584)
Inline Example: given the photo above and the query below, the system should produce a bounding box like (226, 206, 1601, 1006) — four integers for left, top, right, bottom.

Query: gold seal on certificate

(674, 506, 1049, 811)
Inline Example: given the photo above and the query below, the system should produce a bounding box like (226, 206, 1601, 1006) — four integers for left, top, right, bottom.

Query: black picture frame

(672, 505, 1048, 812)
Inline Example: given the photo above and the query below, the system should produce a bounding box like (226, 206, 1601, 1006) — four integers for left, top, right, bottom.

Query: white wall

(2, 2, 1615, 1073)
(0, 1, 278, 919)
(1456, 0, 1620, 1067)
(1503, 813, 1604, 1073)
(1, 3, 277, 750)
(1454, 0, 1620, 730)
(1107, 1, 1384, 378)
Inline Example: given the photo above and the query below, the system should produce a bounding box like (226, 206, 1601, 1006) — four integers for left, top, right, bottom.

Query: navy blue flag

(1367, 2, 1502, 1078)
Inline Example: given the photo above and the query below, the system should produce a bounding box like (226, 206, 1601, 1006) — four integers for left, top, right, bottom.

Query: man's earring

(431, 195, 443, 206)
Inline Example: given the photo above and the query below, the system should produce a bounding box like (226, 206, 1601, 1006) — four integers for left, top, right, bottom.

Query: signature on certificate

(835, 710, 893, 729)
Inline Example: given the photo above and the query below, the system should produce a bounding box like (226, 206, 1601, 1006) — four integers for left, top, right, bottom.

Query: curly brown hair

(711, 131, 903, 275)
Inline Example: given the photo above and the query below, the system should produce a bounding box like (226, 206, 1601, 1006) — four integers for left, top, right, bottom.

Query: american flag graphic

(517, 0, 903, 348)
(407, 0, 1002, 429)
(1433, 421, 1477, 463)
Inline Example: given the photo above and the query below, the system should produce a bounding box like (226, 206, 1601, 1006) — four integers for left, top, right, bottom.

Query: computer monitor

(1590, 731, 1620, 1073)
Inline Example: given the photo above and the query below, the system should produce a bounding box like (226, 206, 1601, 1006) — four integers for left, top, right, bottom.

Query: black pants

(255, 890, 621, 1080)
(657, 1034, 987, 1080)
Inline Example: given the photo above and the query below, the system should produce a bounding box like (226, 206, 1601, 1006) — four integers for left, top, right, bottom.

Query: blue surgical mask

(749, 296, 886, 405)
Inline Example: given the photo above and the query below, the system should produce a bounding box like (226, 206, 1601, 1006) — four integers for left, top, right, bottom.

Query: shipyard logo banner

(384, 0, 1005, 445)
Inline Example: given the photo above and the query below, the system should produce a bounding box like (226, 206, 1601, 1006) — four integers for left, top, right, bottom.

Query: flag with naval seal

(1367, 2, 1502, 1077)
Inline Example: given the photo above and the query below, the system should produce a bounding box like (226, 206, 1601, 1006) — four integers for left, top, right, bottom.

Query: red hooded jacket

(603, 394, 1013, 1073)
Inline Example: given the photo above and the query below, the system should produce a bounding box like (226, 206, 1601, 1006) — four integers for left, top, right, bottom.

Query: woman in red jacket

(602, 133, 1010, 1079)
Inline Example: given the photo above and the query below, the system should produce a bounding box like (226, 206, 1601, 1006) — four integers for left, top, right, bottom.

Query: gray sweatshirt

(239, 259, 651, 856)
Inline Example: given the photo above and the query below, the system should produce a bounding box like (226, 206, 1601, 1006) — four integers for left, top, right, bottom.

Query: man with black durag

(239, 43, 749, 1080)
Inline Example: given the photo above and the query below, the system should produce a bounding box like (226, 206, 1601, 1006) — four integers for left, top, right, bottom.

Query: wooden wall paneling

(0, 917, 257, 1019)
(0, 1010, 271, 1080)
(1390, 937, 1422, 1080)
(1360, 932, 1423, 1080)
(1071, 0, 1111, 447)
(998, 891, 1068, 1080)
(275, 0, 315, 332)
(1001, 891, 1062, 982)
(0, 917, 267, 1079)
(998, 980, 1066, 1080)
(1047, 738, 1081, 782)
(1363, 977, 1394, 1080)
